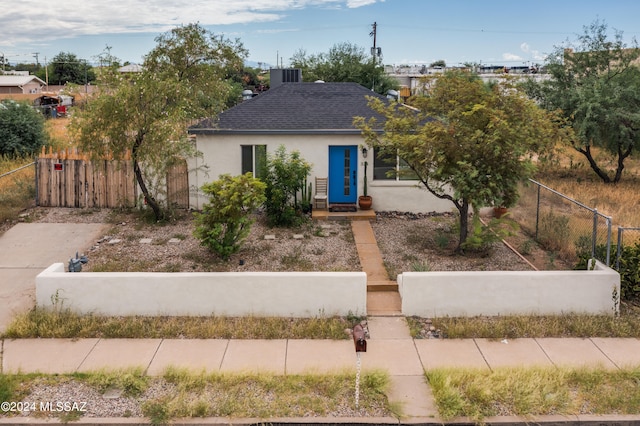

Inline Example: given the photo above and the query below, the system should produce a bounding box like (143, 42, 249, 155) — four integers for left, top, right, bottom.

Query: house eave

(188, 128, 384, 136)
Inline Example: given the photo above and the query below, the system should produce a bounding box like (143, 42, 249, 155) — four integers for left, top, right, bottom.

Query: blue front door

(328, 146, 357, 204)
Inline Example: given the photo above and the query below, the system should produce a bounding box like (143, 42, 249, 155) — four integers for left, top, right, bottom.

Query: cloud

(0, 0, 374, 47)
(346, 0, 382, 7)
(502, 53, 523, 61)
(520, 42, 530, 53)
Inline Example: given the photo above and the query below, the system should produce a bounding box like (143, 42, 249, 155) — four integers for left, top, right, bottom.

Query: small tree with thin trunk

(355, 71, 567, 252)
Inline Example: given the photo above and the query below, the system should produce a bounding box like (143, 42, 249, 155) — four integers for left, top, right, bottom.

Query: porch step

(367, 280, 398, 292)
(367, 291, 402, 315)
(312, 209, 376, 221)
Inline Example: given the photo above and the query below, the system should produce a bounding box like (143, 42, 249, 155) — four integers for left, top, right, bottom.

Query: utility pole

(369, 22, 382, 91)
(369, 22, 381, 65)
(32, 52, 40, 67)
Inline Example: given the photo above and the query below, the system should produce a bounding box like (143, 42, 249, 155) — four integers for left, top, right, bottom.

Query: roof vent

(242, 89, 254, 101)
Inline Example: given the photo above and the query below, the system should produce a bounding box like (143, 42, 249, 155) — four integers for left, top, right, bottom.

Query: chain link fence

(616, 227, 640, 270)
(510, 179, 613, 267)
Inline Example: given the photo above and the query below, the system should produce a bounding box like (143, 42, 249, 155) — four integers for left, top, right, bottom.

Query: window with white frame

(372, 149, 418, 181)
(241, 145, 267, 179)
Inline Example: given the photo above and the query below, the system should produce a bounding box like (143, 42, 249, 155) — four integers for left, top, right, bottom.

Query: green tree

(47, 52, 96, 85)
(0, 101, 47, 155)
(71, 23, 247, 220)
(522, 20, 640, 183)
(194, 173, 266, 259)
(290, 42, 398, 95)
(355, 71, 566, 251)
(263, 145, 312, 226)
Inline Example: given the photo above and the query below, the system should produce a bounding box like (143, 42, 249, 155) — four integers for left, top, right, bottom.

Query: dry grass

(44, 117, 74, 151)
(428, 365, 640, 422)
(0, 154, 36, 226)
(2, 307, 362, 339)
(1, 368, 391, 420)
(407, 301, 640, 339)
(537, 146, 640, 228)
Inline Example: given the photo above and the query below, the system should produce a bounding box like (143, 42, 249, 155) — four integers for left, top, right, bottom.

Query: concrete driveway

(0, 222, 106, 333)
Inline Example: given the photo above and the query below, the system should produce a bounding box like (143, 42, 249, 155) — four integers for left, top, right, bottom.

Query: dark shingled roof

(189, 82, 388, 135)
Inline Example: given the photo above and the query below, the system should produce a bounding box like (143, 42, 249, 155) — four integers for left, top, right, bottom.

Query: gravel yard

(28, 207, 545, 274)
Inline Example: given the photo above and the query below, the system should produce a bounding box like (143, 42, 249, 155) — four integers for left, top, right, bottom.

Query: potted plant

(493, 187, 518, 219)
(358, 161, 373, 210)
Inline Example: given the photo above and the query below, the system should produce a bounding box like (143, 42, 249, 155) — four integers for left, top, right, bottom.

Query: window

(241, 145, 267, 179)
(373, 149, 418, 181)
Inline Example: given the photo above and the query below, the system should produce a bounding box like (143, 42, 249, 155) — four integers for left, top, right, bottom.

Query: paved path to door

(351, 220, 401, 315)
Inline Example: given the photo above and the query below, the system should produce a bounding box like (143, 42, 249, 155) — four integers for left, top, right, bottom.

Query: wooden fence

(166, 160, 189, 209)
(37, 147, 189, 209)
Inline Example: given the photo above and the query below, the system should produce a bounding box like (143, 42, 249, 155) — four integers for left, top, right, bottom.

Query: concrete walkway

(351, 220, 402, 315)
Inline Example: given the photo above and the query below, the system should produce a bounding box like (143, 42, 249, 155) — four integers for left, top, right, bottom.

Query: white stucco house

(187, 76, 451, 213)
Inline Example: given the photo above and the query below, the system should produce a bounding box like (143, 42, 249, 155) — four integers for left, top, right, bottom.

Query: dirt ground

(18, 207, 573, 274)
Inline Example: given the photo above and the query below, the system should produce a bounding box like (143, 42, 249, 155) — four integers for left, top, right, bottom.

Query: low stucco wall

(399, 260, 620, 317)
(36, 263, 367, 317)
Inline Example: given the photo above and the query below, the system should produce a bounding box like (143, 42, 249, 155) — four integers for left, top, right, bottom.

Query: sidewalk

(4, 331, 640, 423)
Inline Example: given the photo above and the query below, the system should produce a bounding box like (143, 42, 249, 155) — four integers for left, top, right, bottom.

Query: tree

(355, 71, 566, 251)
(430, 60, 446, 68)
(522, 20, 640, 183)
(290, 42, 398, 95)
(47, 52, 96, 85)
(0, 101, 47, 156)
(70, 24, 247, 220)
(194, 173, 266, 259)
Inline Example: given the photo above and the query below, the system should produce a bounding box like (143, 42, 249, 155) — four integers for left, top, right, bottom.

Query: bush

(194, 173, 265, 259)
(576, 242, 640, 301)
(0, 101, 47, 155)
(263, 145, 312, 227)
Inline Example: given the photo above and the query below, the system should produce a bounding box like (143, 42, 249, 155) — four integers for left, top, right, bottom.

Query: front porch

(311, 208, 376, 221)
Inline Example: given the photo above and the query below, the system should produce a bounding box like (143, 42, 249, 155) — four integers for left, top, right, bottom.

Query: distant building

(118, 64, 144, 73)
(0, 75, 46, 94)
(384, 64, 549, 98)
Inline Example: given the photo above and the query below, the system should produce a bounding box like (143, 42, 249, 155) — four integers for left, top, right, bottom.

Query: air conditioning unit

(270, 68, 302, 87)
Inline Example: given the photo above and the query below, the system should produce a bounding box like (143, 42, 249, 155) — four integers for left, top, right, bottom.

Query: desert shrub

(537, 209, 571, 252)
(263, 145, 312, 226)
(460, 214, 518, 253)
(193, 173, 265, 259)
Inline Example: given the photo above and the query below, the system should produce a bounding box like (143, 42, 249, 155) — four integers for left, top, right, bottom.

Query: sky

(2, 0, 640, 69)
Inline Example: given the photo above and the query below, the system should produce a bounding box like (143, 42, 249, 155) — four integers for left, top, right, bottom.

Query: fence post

(605, 216, 612, 266)
(592, 209, 598, 262)
(535, 183, 541, 240)
(35, 159, 39, 207)
(616, 227, 623, 270)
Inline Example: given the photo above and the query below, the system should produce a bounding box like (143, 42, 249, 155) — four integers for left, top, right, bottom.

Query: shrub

(0, 101, 47, 155)
(263, 145, 312, 226)
(194, 173, 265, 259)
(576, 242, 640, 301)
